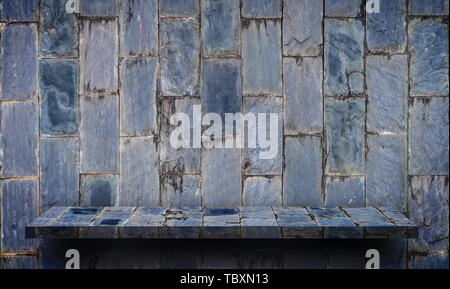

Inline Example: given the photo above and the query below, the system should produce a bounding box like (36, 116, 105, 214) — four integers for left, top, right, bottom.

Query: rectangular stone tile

(204, 215, 239, 224)
(120, 57, 158, 136)
(367, 0, 406, 53)
(81, 175, 119, 207)
(367, 55, 408, 133)
(201, 0, 239, 56)
(161, 175, 201, 207)
(205, 208, 238, 216)
(409, 19, 449, 96)
(240, 209, 275, 219)
(273, 207, 308, 216)
(342, 207, 380, 216)
(307, 207, 348, 219)
(40, 0, 78, 57)
(1, 180, 39, 253)
(277, 215, 312, 224)
(283, 136, 322, 206)
(0, 101, 38, 177)
(0, 0, 39, 21)
(243, 176, 282, 206)
(160, 18, 199, 96)
(80, 95, 119, 173)
(324, 177, 365, 207)
(40, 207, 68, 218)
(120, 137, 159, 207)
(367, 134, 407, 211)
(201, 223, 240, 238)
(161, 0, 199, 17)
(283, 57, 323, 134)
(80, 19, 118, 94)
(242, 0, 281, 18)
(283, 0, 322, 56)
(409, 0, 449, 15)
(40, 60, 78, 135)
(325, 98, 365, 175)
(243, 97, 282, 175)
(409, 97, 449, 175)
(325, 0, 362, 17)
(119, 0, 158, 57)
(0, 24, 37, 100)
(40, 138, 79, 211)
(242, 19, 281, 96)
(241, 219, 280, 238)
(324, 19, 364, 96)
(80, 0, 118, 16)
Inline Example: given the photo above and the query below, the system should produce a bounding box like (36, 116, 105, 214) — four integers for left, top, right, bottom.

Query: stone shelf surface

(26, 206, 418, 239)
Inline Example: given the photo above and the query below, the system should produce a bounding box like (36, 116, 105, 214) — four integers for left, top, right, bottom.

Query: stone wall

(0, 0, 448, 269)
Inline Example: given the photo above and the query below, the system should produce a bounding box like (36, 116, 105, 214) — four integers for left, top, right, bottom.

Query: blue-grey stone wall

(0, 0, 448, 269)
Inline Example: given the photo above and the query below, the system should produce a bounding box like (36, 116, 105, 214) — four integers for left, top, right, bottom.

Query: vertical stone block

(81, 175, 119, 206)
(324, 19, 364, 96)
(40, 138, 79, 211)
(242, 20, 281, 96)
(366, 55, 407, 133)
(1, 179, 39, 253)
(0, 101, 38, 177)
(80, 19, 118, 94)
(80, 95, 119, 173)
(120, 57, 158, 136)
(0, 24, 37, 100)
(160, 0, 199, 17)
(409, 97, 449, 175)
(325, 98, 365, 175)
(409, 0, 449, 15)
(160, 18, 199, 96)
(243, 176, 282, 206)
(80, 0, 118, 16)
(40, 0, 78, 57)
(161, 175, 201, 207)
(284, 136, 322, 206)
(120, 0, 158, 57)
(40, 60, 78, 135)
(283, 57, 322, 135)
(324, 177, 365, 207)
(409, 19, 449, 96)
(0, 0, 39, 21)
(283, 0, 322, 57)
(201, 0, 239, 56)
(120, 137, 159, 207)
(325, 0, 362, 17)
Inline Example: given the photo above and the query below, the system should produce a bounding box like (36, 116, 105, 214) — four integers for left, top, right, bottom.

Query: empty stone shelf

(26, 206, 418, 239)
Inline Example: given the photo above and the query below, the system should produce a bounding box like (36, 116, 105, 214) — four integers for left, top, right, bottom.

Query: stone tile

(40, 60, 78, 135)
(242, 19, 282, 96)
(324, 19, 364, 96)
(40, 0, 78, 57)
(324, 177, 365, 207)
(324, 0, 362, 17)
(205, 208, 238, 215)
(283, 0, 322, 56)
(80, 95, 119, 173)
(409, 19, 449, 96)
(1, 256, 39, 269)
(409, 97, 449, 175)
(283, 57, 323, 134)
(240, 209, 275, 219)
(40, 138, 79, 211)
(80, 0, 118, 16)
(201, 0, 239, 56)
(0, 101, 38, 177)
(160, 18, 199, 96)
(273, 207, 308, 215)
(80, 19, 118, 94)
(367, 134, 407, 211)
(409, 0, 449, 15)
(243, 176, 282, 206)
(307, 207, 347, 219)
(161, 0, 199, 17)
(81, 175, 119, 207)
(367, 0, 406, 53)
(120, 137, 159, 207)
(0, 24, 37, 100)
(284, 136, 322, 206)
(408, 254, 449, 269)
(342, 207, 380, 216)
(120, 57, 158, 136)
(242, 0, 281, 18)
(325, 98, 365, 175)
(119, 0, 158, 57)
(0, 0, 39, 21)
(161, 175, 201, 207)
(1, 179, 39, 253)
(366, 55, 408, 134)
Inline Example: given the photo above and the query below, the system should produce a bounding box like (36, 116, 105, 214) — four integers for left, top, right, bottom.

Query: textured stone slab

(243, 176, 282, 206)
(242, 0, 281, 18)
(409, 19, 449, 96)
(283, 0, 322, 57)
(325, 98, 365, 175)
(283, 136, 322, 206)
(120, 57, 158, 136)
(1, 24, 37, 100)
(283, 57, 322, 135)
(40, 60, 78, 135)
(324, 177, 365, 207)
(120, 0, 158, 57)
(80, 95, 119, 173)
(325, 0, 362, 17)
(409, 0, 449, 15)
(160, 18, 199, 96)
(161, 0, 199, 16)
(0, 0, 38, 21)
(80, 19, 118, 94)
(120, 137, 159, 207)
(80, 0, 118, 16)
(161, 175, 201, 207)
(242, 20, 282, 96)
(324, 19, 364, 96)
(81, 175, 119, 207)
(0, 101, 38, 177)
(366, 55, 407, 133)
(409, 97, 449, 175)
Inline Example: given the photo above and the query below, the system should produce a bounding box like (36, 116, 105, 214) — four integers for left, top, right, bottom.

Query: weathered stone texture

(161, 0, 199, 16)
(243, 176, 282, 206)
(1, 256, 39, 269)
(0, 0, 39, 21)
(162, 175, 201, 207)
(325, 0, 362, 17)
(81, 175, 119, 207)
(409, 0, 449, 15)
(242, 0, 281, 18)
(325, 177, 365, 207)
(409, 255, 449, 269)
(80, 0, 118, 16)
